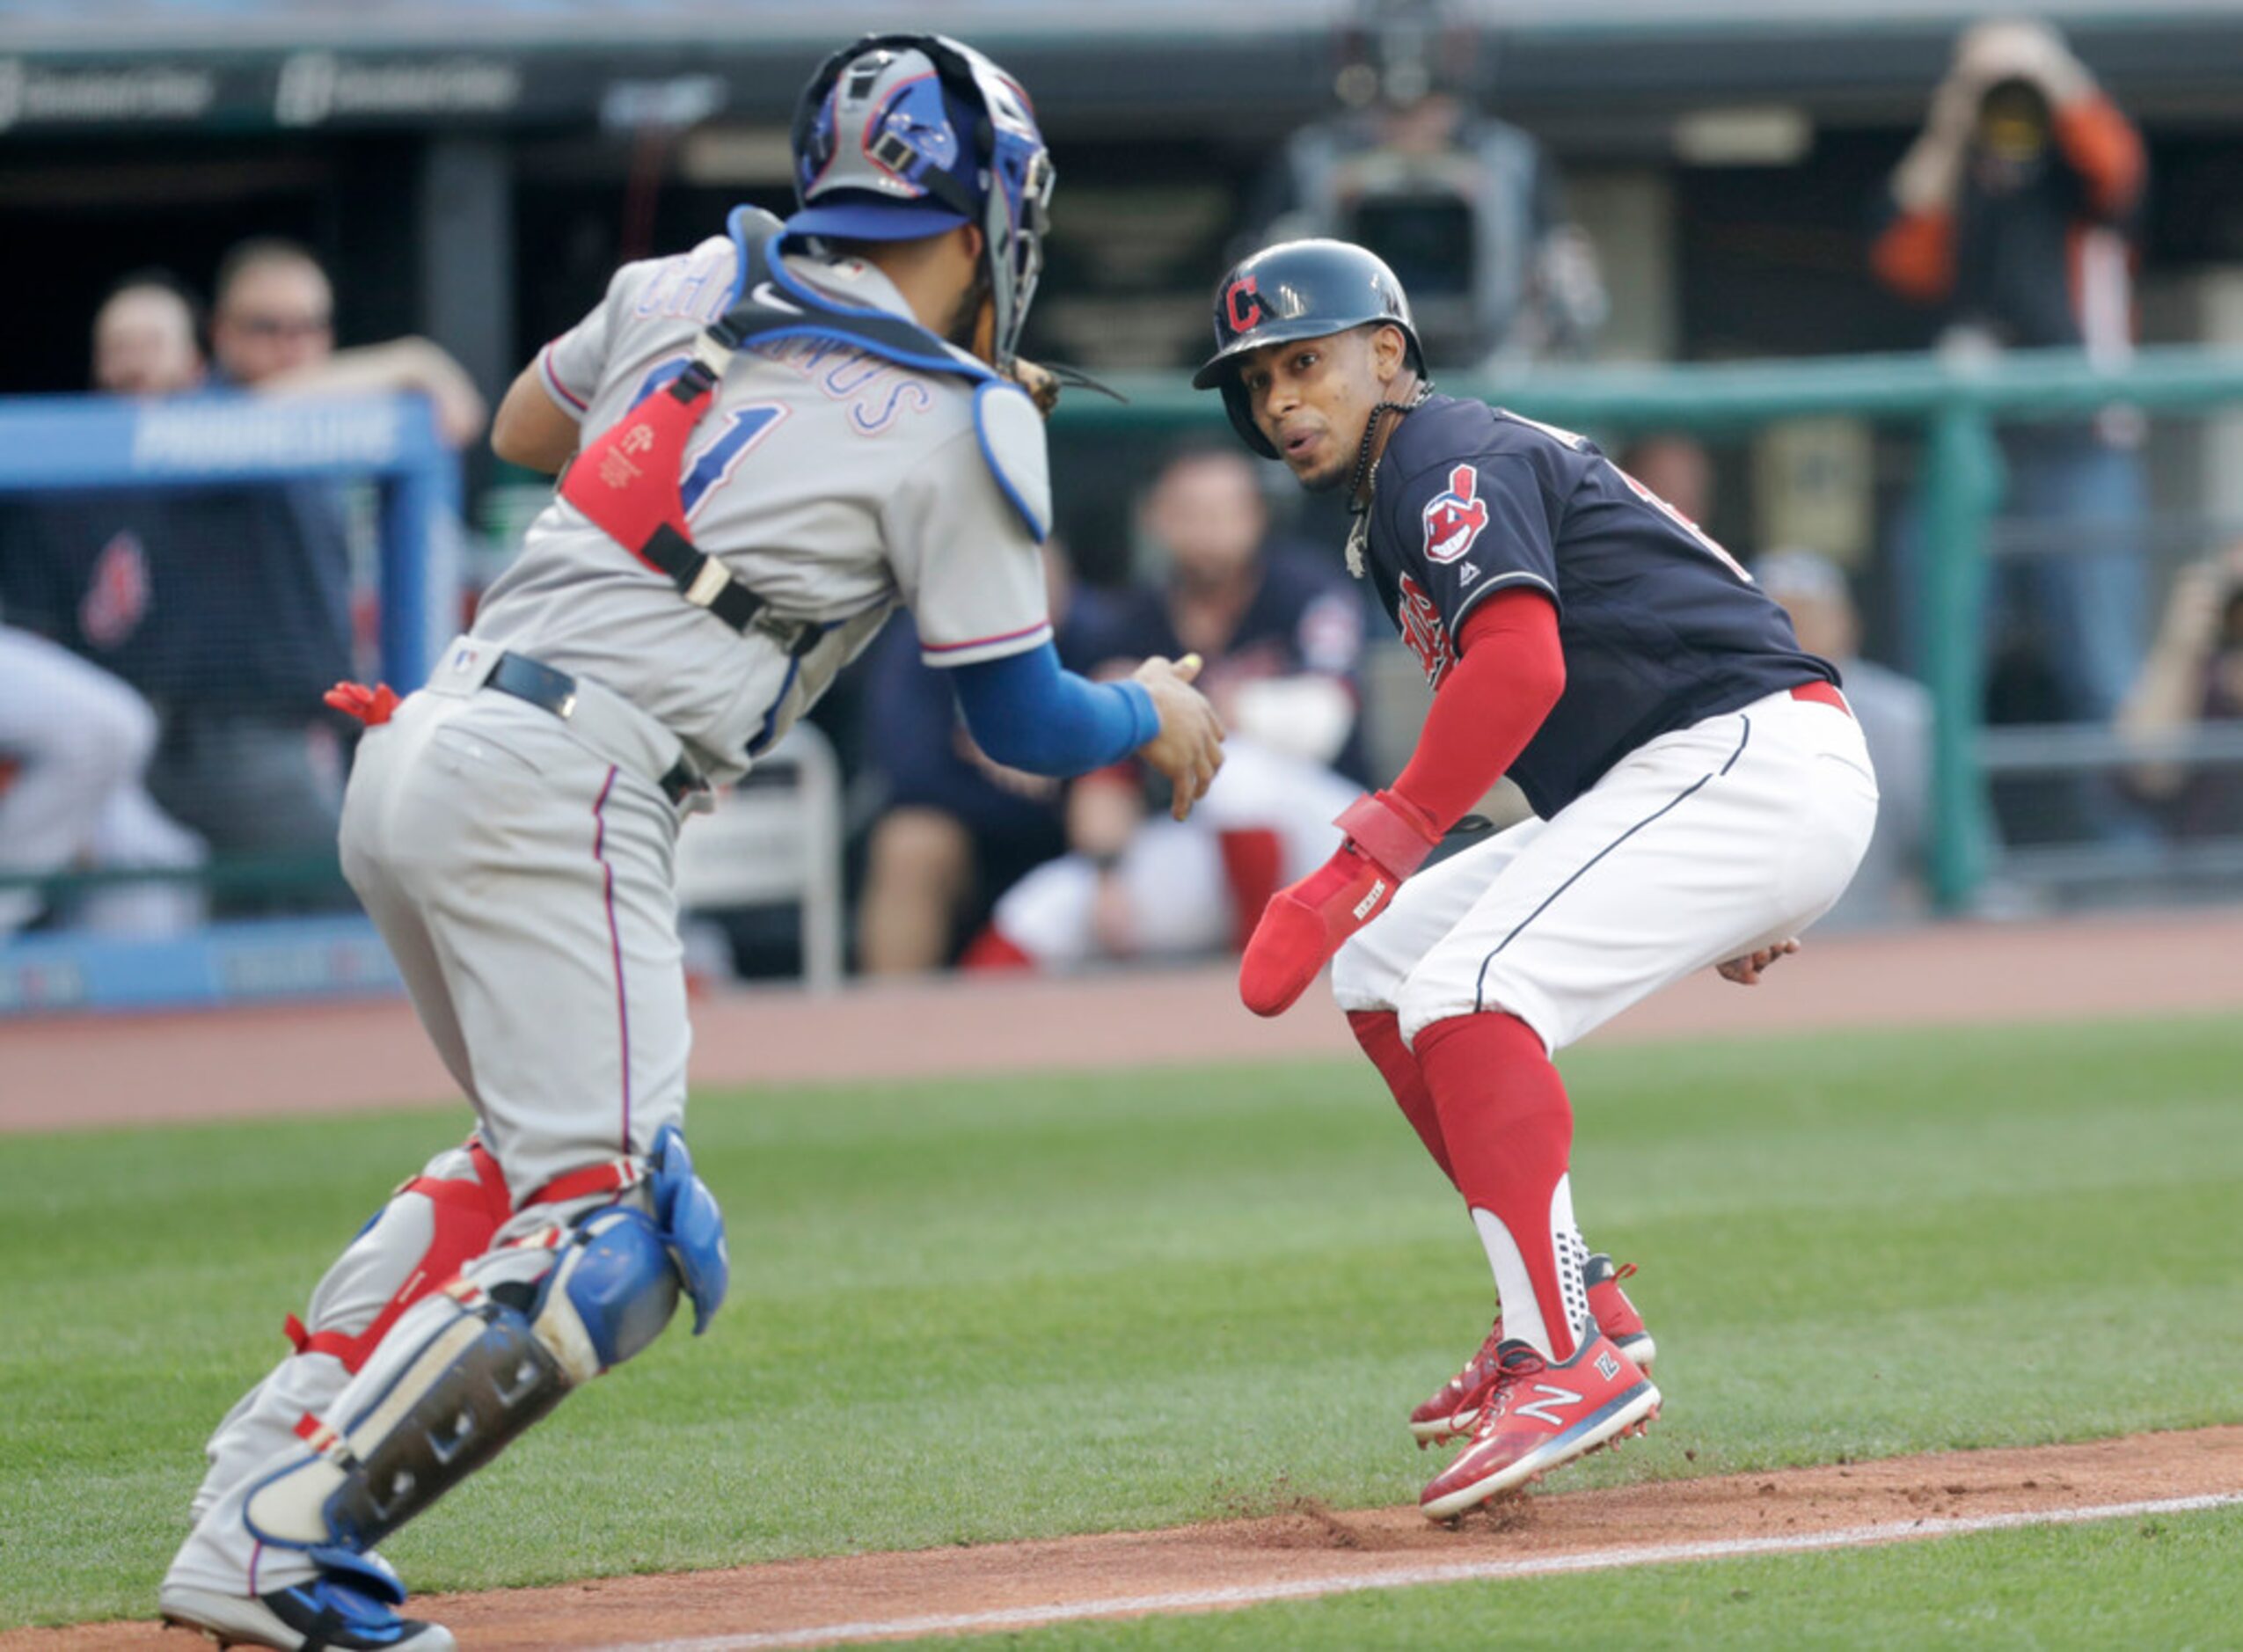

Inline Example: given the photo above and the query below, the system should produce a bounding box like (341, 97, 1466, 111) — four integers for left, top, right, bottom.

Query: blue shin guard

(240, 1144, 728, 1559)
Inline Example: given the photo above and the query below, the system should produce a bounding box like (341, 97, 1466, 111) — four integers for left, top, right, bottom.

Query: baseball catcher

(159, 33, 1221, 1650)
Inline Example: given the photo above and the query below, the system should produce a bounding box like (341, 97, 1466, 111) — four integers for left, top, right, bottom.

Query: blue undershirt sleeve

(947, 640, 1159, 777)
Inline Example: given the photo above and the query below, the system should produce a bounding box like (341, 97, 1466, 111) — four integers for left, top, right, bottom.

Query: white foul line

(598, 1489, 2243, 1652)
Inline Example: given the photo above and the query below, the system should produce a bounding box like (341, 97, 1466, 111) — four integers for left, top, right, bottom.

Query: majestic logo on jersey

(1225, 275, 1263, 333)
(1395, 573, 1456, 690)
(1422, 464, 1490, 565)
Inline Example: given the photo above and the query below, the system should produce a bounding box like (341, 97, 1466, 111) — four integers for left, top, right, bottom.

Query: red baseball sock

(959, 925, 1034, 971)
(1348, 1010, 1457, 1187)
(1414, 1011, 1584, 1361)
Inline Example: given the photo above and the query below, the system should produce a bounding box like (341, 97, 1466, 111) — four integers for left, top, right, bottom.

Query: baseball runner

(159, 34, 1222, 1650)
(1192, 240, 1877, 1518)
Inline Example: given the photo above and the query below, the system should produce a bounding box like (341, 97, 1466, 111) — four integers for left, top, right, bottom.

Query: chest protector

(557, 208, 1016, 654)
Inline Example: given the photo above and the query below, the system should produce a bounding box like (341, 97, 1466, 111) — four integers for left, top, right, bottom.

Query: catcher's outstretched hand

(1009, 357, 1062, 418)
(1131, 654, 1225, 821)
(1717, 937, 1799, 986)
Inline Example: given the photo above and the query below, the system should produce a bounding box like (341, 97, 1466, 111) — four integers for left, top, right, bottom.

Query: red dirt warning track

(9, 1429, 2240, 1649)
(4, 907, 2242, 1132)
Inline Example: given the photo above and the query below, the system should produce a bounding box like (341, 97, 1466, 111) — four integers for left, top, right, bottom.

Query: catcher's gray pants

(185, 672, 692, 1570)
(342, 677, 691, 1193)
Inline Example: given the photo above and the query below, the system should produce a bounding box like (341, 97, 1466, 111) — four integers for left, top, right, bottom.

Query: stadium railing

(1054, 346, 2243, 912)
(0, 393, 458, 1011)
(0, 391, 457, 687)
(0, 391, 863, 1012)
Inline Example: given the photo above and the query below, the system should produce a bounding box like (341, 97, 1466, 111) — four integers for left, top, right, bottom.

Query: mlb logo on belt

(1422, 464, 1490, 564)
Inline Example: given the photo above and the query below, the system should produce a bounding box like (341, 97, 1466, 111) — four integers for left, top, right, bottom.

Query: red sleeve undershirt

(1390, 586, 1566, 834)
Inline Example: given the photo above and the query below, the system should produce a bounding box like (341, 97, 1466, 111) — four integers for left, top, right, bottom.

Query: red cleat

(1419, 1331, 1660, 1520)
(1585, 1253, 1657, 1375)
(1409, 1254, 1655, 1445)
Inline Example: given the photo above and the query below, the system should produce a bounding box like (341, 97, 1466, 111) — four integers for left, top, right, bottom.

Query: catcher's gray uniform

(176, 220, 1056, 1593)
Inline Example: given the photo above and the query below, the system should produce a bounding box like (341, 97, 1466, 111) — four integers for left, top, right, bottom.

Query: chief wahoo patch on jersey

(1422, 464, 1491, 565)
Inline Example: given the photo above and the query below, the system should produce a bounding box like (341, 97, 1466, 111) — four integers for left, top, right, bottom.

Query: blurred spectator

(1247, 0, 1605, 369)
(1872, 19, 2152, 840)
(1616, 435, 1715, 536)
(1079, 444, 1371, 781)
(853, 546, 1078, 976)
(1756, 552, 1932, 927)
(212, 238, 486, 445)
(2119, 544, 2243, 838)
(963, 445, 1370, 969)
(91, 271, 207, 397)
(0, 620, 205, 939)
(0, 246, 486, 899)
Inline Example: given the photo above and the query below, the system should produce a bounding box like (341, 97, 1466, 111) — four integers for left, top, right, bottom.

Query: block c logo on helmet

(1226, 276, 1264, 333)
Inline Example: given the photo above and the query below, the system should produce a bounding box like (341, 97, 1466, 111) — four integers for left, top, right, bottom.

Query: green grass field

(3, 1012, 2239, 1641)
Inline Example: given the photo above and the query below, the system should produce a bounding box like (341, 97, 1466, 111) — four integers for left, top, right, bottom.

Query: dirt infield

(11, 1429, 2239, 1649)
(4, 906, 2243, 1133)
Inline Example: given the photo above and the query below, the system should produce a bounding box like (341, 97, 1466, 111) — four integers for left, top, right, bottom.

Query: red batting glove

(325, 681, 401, 727)
(1239, 790, 1441, 1018)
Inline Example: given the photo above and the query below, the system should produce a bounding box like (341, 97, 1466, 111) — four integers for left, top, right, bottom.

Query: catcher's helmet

(1192, 239, 1423, 458)
(789, 34, 1054, 370)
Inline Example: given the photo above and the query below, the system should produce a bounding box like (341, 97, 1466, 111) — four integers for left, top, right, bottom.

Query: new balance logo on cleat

(1419, 1330, 1660, 1520)
(1511, 1384, 1586, 1426)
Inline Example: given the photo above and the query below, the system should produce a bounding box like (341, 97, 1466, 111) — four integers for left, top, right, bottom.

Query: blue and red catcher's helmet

(789, 34, 1054, 371)
(1193, 238, 1424, 458)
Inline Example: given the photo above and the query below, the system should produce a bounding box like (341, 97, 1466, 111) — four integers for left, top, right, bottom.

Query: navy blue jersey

(1365, 394, 1834, 816)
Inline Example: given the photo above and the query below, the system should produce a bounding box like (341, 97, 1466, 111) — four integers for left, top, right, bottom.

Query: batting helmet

(789, 34, 1055, 371)
(1192, 238, 1424, 458)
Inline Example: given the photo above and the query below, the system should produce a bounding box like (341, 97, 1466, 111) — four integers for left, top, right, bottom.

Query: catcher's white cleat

(159, 1557, 454, 1651)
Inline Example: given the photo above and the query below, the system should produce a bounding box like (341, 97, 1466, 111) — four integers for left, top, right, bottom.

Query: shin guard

(241, 1204, 683, 1556)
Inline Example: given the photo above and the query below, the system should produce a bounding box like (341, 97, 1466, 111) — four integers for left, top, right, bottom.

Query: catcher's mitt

(1009, 358, 1063, 417)
(1005, 358, 1128, 420)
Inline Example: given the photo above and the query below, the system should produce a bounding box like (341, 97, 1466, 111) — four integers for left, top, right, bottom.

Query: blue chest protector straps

(950, 641, 1158, 776)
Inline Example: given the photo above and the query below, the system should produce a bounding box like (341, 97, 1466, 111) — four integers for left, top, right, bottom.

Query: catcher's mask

(788, 33, 1054, 373)
(1192, 238, 1424, 458)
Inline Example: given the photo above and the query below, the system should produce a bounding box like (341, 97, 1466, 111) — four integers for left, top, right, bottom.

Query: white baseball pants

(1333, 689, 1881, 1050)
